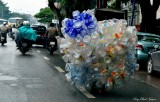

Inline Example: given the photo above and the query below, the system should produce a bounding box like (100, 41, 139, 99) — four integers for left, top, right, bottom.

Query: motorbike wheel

(50, 51, 53, 55)
(1, 42, 4, 46)
(12, 36, 15, 40)
(22, 52, 26, 55)
(20, 47, 26, 55)
(22, 48, 26, 55)
(48, 45, 55, 55)
(49, 48, 53, 55)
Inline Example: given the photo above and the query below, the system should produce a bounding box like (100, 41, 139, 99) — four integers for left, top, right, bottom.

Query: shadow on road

(150, 71, 160, 78)
(32, 45, 45, 49)
(135, 70, 160, 79)
(0, 45, 7, 47)
(17, 54, 34, 58)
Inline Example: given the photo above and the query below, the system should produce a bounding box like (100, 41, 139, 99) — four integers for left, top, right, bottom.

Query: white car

(147, 45, 160, 74)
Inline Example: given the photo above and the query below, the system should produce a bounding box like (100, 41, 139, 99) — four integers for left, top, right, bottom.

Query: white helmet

(3, 22, 6, 25)
(23, 21, 30, 26)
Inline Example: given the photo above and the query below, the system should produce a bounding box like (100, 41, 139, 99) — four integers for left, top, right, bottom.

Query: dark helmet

(50, 23, 55, 27)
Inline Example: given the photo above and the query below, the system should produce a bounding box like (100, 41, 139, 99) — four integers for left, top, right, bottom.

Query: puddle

(0, 76, 18, 81)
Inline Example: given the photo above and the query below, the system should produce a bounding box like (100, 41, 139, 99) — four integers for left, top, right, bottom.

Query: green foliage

(107, 0, 117, 9)
(61, 0, 95, 12)
(0, 0, 33, 21)
(34, 7, 55, 23)
(0, 0, 11, 19)
(107, 0, 130, 10)
(57, 0, 96, 18)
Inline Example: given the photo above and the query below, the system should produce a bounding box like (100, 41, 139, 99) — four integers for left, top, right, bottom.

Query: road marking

(77, 86, 96, 99)
(37, 50, 41, 53)
(43, 56, 50, 61)
(0, 76, 17, 81)
(131, 76, 160, 89)
(54, 66, 65, 72)
(145, 82, 160, 89)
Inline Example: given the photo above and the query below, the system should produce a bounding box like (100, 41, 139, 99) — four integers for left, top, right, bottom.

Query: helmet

(23, 21, 30, 26)
(3, 22, 6, 25)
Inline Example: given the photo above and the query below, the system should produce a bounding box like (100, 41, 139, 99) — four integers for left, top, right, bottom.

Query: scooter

(18, 39, 32, 55)
(46, 37, 58, 55)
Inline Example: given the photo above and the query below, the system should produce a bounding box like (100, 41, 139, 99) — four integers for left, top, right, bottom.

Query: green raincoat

(18, 26, 37, 41)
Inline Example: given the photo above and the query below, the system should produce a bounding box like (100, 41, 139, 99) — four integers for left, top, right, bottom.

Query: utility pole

(130, 0, 136, 26)
(102, 0, 107, 8)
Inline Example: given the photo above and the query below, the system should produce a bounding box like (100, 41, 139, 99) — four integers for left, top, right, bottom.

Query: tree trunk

(97, 0, 107, 8)
(48, 0, 63, 37)
(65, 7, 72, 18)
(64, 0, 93, 18)
(152, 0, 160, 34)
(116, 0, 121, 10)
(97, 0, 100, 8)
(101, 0, 107, 8)
(140, 0, 160, 34)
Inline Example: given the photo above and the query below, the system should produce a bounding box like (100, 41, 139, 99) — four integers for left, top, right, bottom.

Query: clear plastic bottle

(106, 44, 118, 58)
(83, 35, 91, 43)
(62, 18, 74, 28)
(112, 72, 124, 89)
(74, 20, 82, 31)
(75, 34, 83, 42)
(72, 10, 80, 20)
(104, 77, 113, 92)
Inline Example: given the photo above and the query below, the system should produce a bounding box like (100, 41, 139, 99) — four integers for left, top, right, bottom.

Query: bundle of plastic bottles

(59, 10, 139, 92)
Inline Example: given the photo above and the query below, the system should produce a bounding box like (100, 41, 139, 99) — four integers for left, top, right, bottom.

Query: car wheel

(147, 58, 153, 74)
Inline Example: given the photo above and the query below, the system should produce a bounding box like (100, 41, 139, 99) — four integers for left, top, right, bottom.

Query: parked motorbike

(46, 37, 57, 55)
(0, 34, 7, 46)
(18, 39, 32, 55)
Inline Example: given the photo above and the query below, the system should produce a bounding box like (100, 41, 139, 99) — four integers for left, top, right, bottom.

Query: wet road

(133, 70, 160, 89)
(0, 37, 159, 102)
(0, 38, 87, 102)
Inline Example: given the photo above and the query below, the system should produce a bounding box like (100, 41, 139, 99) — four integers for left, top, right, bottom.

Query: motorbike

(18, 39, 32, 55)
(46, 37, 58, 55)
(0, 34, 7, 46)
(8, 32, 15, 40)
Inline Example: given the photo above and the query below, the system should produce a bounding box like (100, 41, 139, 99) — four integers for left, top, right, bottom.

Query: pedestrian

(8, 24, 12, 37)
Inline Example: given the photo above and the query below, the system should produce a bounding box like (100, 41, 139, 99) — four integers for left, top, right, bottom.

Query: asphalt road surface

(0, 37, 159, 102)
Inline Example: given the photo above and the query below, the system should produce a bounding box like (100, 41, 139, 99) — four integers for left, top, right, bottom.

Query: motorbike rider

(8, 24, 12, 37)
(45, 23, 58, 50)
(15, 21, 37, 49)
(0, 22, 9, 43)
(11, 24, 19, 40)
